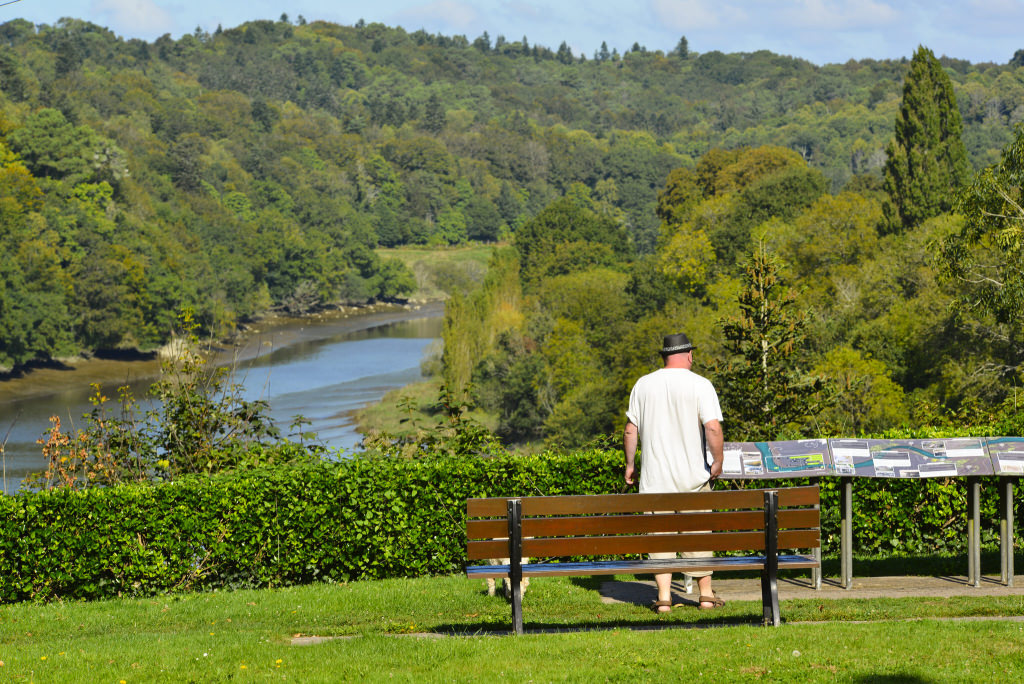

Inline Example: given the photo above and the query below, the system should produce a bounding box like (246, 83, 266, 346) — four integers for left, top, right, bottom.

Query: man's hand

(709, 459, 723, 481)
(623, 420, 639, 486)
(704, 419, 724, 482)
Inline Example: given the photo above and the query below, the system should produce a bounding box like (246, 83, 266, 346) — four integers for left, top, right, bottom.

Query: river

(0, 302, 444, 494)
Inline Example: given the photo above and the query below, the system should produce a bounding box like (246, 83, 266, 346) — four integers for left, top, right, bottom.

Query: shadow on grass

(435, 575, 770, 636)
(821, 550, 1024, 578)
(430, 613, 764, 637)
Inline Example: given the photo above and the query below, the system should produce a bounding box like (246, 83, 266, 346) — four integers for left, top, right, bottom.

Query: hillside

(1, 16, 1022, 370)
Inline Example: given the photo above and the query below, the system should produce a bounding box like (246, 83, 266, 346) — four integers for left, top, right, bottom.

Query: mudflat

(0, 301, 443, 404)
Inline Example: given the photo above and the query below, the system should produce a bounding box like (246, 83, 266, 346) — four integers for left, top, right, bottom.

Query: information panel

(986, 437, 1024, 475)
(828, 437, 993, 478)
(721, 439, 831, 479)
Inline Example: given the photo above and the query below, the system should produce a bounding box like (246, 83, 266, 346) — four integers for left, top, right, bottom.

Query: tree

(168, 132, 207, 192)
(715, 244, 824, 440)
(421, 93, 446, 134)
(512, 196, 632, 289)
(812, 346, 908, 434)
(556, 41, 573, 64)
(675, 36, 689, 59)
(941, 122, 1024, 330)
(883, 45, 970, 232)
(6, 108, 105, 183)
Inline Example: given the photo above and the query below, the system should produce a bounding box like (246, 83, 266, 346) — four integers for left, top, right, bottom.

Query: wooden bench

(466, 485, 820, 634)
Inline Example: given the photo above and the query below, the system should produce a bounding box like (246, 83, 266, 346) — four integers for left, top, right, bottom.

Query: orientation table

(718, 436, 1021, 589)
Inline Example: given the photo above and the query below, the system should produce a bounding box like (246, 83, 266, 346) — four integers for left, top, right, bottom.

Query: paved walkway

(599, 574, 1024, 606)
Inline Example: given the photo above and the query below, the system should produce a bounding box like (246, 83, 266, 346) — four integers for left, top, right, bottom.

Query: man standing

(624, 332, 725, 613)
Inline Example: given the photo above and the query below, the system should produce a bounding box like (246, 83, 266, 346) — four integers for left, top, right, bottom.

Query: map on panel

(986, 437, 1024, 475)
(720, 439, 831, 479)
(828, 437, 993, 478)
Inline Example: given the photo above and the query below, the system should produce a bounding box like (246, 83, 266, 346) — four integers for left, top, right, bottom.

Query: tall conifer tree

(716, 244, 823, 440)
(883, 46, 970, 233)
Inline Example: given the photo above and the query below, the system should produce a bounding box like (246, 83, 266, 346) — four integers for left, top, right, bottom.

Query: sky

(3, 0, 1024, 66)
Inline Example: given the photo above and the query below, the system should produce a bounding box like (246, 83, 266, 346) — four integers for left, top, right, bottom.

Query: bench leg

(510, 579, 523, 635)
(761, 569, 780, 627)
(507, 499, 524, 635)
(762, 490, 781, 626)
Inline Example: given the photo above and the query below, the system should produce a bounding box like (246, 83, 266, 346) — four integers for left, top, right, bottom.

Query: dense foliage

(442, 128, 1024, 448)
(2, 448, 1017, 603)
(3, 17, 1024, 370)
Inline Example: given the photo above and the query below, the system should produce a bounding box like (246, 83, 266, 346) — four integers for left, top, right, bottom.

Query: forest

(438, 48, 1024, 447)
(0, 17, 1022, 446)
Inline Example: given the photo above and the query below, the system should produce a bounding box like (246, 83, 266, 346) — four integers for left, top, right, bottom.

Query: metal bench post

(841, 478, 853, 589)
(967, 477, 981, 587)
(1000, 477, 1015, 587)
(761, 490, 780, 626)
(811, 478, 821, 590)
(507, 498, 524, 635)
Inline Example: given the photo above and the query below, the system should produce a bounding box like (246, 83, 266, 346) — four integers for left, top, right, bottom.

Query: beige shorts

(647, 483, 713, 577)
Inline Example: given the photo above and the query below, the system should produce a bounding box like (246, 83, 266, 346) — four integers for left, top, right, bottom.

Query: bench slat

(776, 486, 821, 507)
(522, 530, 768, 557)
(467, 527, 820, 560)
(466, 508, 819, 541)
(466, 486, 819, 517)
(466, 554, 820, 579)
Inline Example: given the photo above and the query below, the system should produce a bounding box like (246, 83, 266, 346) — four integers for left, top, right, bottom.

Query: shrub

(0, 445, 1018, 604)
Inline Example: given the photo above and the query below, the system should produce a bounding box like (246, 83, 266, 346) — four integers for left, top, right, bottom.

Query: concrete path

(599, 574, 1024, 607)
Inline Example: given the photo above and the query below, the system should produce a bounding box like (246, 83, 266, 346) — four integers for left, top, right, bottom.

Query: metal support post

(812, 546, 822, 590)
(841, 478, 853, 589)
(1000, 477, 1015, 587)
(966, 477, 981, 587)
(811, 477, 821, 590)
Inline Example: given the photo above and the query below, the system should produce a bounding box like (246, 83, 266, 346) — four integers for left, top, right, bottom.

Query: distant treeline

(1, 16, 1023, 371)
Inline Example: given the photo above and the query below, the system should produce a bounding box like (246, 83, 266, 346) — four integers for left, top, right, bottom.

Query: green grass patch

(2, 574, 1023, 682)
(378, 243, 497, 300)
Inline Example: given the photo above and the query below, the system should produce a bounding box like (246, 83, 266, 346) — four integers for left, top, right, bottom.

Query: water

(0, 305, 443, 494)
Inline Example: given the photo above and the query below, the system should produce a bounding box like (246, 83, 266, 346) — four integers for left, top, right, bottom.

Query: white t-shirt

(626, 367, 723, 494)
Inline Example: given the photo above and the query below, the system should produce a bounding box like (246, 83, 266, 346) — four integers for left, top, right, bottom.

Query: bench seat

(466, 553, 820, 579)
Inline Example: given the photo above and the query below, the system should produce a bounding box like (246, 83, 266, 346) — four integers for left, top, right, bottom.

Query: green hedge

(0, 449, 1019, 603)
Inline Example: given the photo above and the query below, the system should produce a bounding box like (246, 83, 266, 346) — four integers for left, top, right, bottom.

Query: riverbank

(0, 301, 446, 493)
(0, 300, 445, 405)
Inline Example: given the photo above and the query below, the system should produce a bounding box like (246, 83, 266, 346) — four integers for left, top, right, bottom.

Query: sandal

(698, 592, 725, 610)
(651, 599, 673, 614)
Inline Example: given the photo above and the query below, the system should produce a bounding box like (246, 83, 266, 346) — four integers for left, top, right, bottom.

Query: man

(624, 332, 725, 613)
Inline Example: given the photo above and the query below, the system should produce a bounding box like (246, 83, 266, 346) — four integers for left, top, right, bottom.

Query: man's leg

(649, 510, 676, 612)
(697, 574, 714, 606)
(655, 572, 673, 610)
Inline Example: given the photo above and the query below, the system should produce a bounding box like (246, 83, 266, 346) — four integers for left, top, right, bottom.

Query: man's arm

(703, 418, 724, 480)
(623, 420, 639, 485)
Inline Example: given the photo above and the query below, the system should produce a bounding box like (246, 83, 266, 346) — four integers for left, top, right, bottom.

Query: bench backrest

(466, 486, 820, 560)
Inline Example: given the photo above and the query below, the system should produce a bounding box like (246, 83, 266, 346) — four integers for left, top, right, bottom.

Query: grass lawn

(2, 573, 1023, 682)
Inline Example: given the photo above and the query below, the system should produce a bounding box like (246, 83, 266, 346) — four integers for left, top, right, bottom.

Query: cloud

(394, 1, 482, 32)
(650, 0, 745, 31)
(782, 0, 900, 31)
(92, 0, 173, 36)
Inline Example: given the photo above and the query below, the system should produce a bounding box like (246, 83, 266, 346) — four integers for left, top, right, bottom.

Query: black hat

(660, 333, 695, 355)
